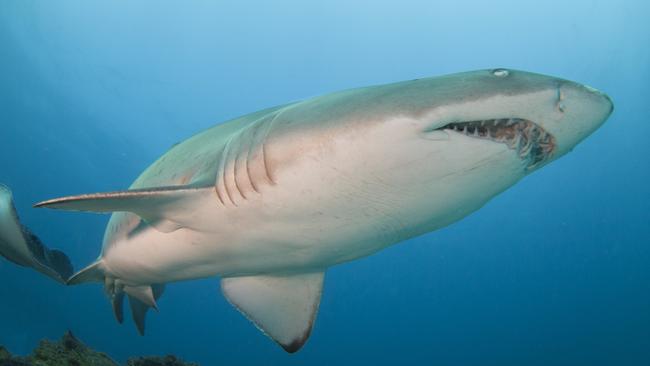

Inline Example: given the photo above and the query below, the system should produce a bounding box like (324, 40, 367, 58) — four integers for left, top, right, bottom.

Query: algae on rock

(20, 331, 117, 366)
(126, 355, 198, 366)
(0, 332, 198, 366)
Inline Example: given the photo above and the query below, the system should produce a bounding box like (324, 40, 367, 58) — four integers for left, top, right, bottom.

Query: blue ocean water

(0, 0, 648, 365)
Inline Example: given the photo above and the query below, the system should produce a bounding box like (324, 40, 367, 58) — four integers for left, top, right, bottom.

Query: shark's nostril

(556, 84, 566, 113)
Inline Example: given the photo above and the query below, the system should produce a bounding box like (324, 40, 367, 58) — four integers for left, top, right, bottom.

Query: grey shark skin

(24, 69, 612, 352)
(0, 185, 73, 283)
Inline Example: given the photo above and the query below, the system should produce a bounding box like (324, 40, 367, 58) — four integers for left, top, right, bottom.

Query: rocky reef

(0, 331, 198, 366)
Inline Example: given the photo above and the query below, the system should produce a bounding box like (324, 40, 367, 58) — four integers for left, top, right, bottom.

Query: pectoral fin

(34, 185, 209, 233)
(221, 272, 324, 353)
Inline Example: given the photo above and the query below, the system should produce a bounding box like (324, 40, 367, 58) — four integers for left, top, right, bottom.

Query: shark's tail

(1, 183, 165, 336)
(0, 184, 73, 283)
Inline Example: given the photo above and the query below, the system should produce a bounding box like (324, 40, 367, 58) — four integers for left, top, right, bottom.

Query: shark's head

(379, 69, 615, 235)
(424, 68, 613, 171)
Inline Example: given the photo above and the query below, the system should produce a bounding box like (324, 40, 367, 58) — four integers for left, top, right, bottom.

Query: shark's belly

(102, 119, 525, 285)
(227, 132, 525, 273)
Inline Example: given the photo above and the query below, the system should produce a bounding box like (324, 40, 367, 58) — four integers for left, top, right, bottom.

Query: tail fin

(0, 184, 73, 283)
(1, 185, 169, 337)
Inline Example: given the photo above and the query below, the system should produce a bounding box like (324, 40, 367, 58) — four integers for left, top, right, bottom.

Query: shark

(0, 69, 613, 353)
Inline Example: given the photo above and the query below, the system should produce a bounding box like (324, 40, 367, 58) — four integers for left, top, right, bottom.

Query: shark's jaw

(14, 69, 613, 354)
(436, 118, 557, 170)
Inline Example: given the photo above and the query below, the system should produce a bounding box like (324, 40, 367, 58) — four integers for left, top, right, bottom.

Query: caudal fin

(0, 184, 73, 283)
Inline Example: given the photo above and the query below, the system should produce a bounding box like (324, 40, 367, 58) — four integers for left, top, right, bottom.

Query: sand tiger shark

(0, 69, 613, 353)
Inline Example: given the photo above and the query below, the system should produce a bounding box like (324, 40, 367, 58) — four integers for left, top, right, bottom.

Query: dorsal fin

(221, 272, 324, 353)
(34, 185, 210, 233)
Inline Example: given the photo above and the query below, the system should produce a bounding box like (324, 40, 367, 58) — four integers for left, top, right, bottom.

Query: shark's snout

(580, 81, 614, 110)
(538, 78, 614, 160)
(422, 70, 614, 172)
(565, 81, 614, 116)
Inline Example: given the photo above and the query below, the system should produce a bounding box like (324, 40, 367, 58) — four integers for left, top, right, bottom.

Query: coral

(0, 344, 31, 366)
(126, 355, 198, 366)
(0, 346, 11, 360)
(0, 332, 198, 366)
(20, 331, 117, 366)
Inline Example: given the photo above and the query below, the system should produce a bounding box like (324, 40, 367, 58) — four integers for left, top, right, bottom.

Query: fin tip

(280, 336, 309, 353)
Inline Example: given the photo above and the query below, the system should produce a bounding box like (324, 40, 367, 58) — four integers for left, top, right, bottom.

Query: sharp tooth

(510, 134, 521, 149)
(474, 128, 479, 137)
(463, 126, 468, 134)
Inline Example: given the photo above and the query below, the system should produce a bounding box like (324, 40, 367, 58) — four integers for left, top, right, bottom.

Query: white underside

(100, 117, 526, 286)
(9, 69, 612, 352)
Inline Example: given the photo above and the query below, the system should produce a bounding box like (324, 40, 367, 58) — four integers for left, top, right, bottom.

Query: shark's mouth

(440, 118, 556, 169)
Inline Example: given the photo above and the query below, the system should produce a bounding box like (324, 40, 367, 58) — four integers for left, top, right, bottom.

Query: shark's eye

(492, 69, 509, 77)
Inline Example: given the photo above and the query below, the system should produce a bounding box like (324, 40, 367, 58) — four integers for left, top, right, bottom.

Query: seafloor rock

(0, 332, 198, 366)
(1, 344, 32, 366)
(126, 355, 198, 366)
(20, 331, 117, 366)
(0, 346, 11, 360)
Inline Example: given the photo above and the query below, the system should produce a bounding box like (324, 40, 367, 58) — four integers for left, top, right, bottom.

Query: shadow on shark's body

(0, 69, 613, 353)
